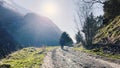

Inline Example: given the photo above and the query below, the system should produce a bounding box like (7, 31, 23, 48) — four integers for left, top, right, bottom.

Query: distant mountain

(0, 0, 62, 46)
(0, 0, 23, 58)
(14, 13, 62, 46)
(0, 0, 29, 15)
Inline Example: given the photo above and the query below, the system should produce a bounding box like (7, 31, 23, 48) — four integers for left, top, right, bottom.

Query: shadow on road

(62, 49, 68, 52)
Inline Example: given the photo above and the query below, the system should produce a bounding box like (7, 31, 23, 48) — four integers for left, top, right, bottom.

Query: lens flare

(42, 3, 58, 16)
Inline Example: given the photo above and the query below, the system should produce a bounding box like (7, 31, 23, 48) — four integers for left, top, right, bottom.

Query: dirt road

(42, 47, 120, 68)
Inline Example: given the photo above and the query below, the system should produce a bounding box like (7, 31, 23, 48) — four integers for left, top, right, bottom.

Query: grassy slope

(0, 47, 56, 68)
(74, 46, 120, 59)
(94, 16, 120, 44)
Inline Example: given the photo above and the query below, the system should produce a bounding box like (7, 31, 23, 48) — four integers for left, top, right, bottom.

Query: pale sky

(11, 0, 103, 41)
(12, 0, 76, 40)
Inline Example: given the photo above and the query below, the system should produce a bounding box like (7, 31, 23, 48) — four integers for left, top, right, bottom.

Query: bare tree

(83, 0, 104, 3)
(74, 0, 93, 29)
(74, 0, 92, 43)
(74, 0, 103, 48)
(82, 0, 105, 6)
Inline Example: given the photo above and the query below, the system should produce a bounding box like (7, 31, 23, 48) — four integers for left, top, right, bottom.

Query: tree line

(74, 0, 120, 52)
(59, 0, 120, 50)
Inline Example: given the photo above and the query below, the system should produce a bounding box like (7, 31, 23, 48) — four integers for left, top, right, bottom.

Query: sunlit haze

(41, 2, 58, 16)
(12, 0, 103, 41)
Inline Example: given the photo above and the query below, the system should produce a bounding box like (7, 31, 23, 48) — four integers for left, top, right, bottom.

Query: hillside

(0, 26, 20, 59)
(94, 0, 120, 44)
(93, 16, 120, 55)
(0, 0, 61, 46)
(94, 16, 120, 44)
(16, 13, 62, 46)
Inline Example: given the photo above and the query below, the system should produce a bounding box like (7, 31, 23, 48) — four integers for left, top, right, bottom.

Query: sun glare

(42, 3, 58, 16)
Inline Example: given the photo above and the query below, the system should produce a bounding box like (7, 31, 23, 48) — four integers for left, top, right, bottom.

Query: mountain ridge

(0, 0, 62, 46)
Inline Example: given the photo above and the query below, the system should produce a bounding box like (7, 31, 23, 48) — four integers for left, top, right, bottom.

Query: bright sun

(42, 3, 58, 16)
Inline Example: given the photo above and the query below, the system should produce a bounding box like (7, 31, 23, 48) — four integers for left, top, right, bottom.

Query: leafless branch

(82, 0, 104, 8)
(82, 0, 104, 4)
(74, 0, 92, 32)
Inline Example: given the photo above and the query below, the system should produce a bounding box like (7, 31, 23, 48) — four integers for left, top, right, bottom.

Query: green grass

(0, 46, 56, 68)
(74, 46, 120, 59)
(94, 16, 120, 44)
(91, 16, 120, 59)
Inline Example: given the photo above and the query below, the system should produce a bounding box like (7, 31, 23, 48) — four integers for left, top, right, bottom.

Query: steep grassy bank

(94, 16, 120, 55)
(94, 16, 120, 44)
(0, 47, 56, 68)
(73, 16, 120, 64)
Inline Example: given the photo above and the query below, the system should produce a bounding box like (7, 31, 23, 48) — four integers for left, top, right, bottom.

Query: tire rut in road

(52, 48, 71, 68)
(42, 47, 116, 68)
(53, 48, 112, 68)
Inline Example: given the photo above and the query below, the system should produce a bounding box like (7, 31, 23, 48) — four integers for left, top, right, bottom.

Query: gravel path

(42, 47, 120, 68)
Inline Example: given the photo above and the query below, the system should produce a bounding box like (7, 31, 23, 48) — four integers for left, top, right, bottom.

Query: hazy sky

(12, 0, 76, 40)
(11, 0, 103, 41)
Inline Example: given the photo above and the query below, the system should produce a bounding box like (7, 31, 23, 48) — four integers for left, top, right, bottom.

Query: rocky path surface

(42, 47, 120, 68)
